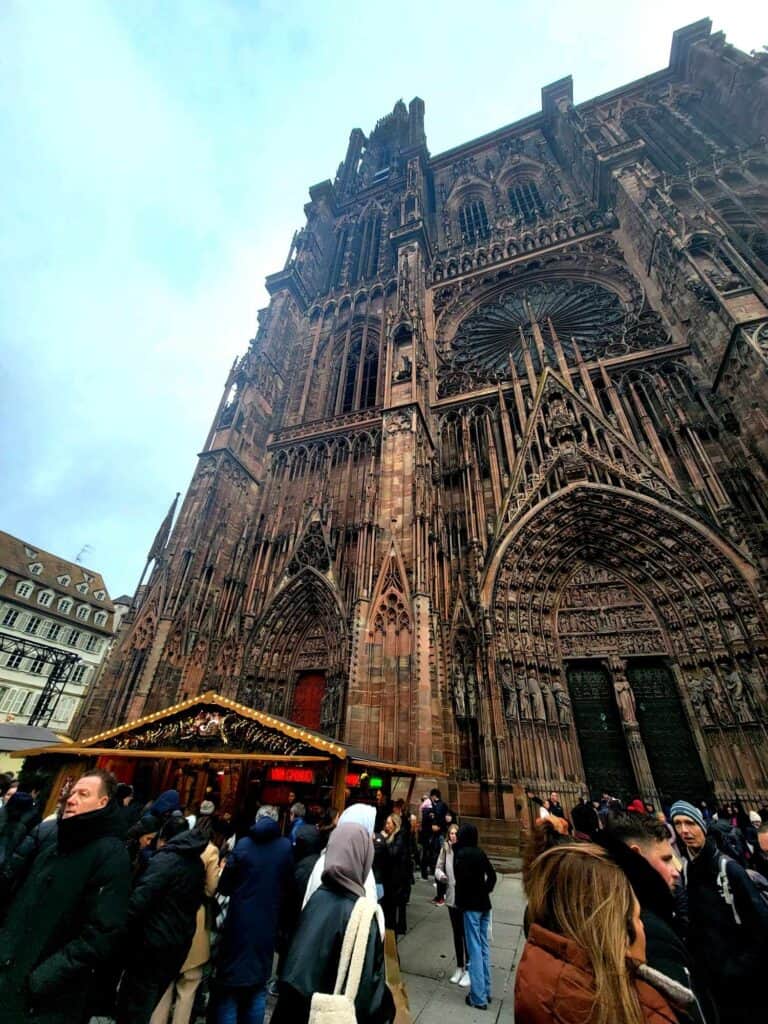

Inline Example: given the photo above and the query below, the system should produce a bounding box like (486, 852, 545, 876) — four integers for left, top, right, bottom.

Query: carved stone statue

(526, 674, 546, 722)
(466, 667, 479, 720)
(687, 672, 712, 726)
(452, 664, 467, 719)
(517, 674, 531, 720)
(701, 667, 731, 723)
(499, 662, 518, 720)
(614, 675, 637, 724)
(724, 667, 754, 724)
(551, 678, 572, 726)
(541, 681, 558, 725)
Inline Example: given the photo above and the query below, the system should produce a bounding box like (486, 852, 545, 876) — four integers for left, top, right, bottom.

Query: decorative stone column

(606, 655, 659, 803)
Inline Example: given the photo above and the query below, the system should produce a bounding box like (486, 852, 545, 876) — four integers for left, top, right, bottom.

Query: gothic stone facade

(81, 20, 768, 816)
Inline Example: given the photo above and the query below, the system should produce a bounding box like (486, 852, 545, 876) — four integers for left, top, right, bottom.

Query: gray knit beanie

(669, 800, 706, 834)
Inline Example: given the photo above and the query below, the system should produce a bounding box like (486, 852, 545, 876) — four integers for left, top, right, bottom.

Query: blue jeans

(463, 910, 491, 1007)
(216, 985, 268, 1024)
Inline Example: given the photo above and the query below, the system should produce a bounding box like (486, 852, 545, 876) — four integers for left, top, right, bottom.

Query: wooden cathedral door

(291, 671, 325, 732)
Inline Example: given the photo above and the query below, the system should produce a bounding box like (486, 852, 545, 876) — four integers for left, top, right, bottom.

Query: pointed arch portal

(485, 482, 768, 804)
(241, 568, 348, 738)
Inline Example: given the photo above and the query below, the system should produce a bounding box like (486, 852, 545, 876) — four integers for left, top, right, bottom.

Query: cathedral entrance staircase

(458, 815, 522, 871)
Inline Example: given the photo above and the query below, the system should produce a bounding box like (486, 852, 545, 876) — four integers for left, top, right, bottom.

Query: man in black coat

(0, 769, 130, 1024)
(116, 814, 207, 1024)
(600, 814, 713, 1023)
(672, 799, 768, 1024)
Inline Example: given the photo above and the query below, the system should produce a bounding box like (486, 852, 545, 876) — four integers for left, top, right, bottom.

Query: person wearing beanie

(672, 798, 768, 1024)
(670, 801, 706, 840)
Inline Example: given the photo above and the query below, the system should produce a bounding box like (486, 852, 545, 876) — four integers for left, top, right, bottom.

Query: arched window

(360, 340, 379, 409)
(348, 212, 382, 285)
(328, 325, 380, 416)
(329, 228, 348, 290)
(341, 336, 360, 414)
(508, 182, 546, 222)
(326, 358, 342, 418)
(459, 199, 489, 245)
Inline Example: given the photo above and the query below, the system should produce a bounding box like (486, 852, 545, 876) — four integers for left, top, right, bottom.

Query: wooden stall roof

(11, 691, 446, 777)
(13, 691, 344, 760)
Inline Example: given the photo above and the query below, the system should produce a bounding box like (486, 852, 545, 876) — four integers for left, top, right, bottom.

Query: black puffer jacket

(123, 827, 207, 969)
(0, 800, 130, 1024)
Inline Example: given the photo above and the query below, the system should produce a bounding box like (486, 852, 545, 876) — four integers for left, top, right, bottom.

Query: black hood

(597, 832, 675, 923)
(456, 823, 478, 849)
(57, 799, 126, 853)
(4, 791, 35, 821)
(294, 823, 322, 861)
(157, 828, 209, 858)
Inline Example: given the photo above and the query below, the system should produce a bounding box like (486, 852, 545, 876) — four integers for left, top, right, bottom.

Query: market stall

(14, 691, 444, 818)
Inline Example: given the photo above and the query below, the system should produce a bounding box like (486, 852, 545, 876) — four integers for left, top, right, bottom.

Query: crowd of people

(1, 767, 767, 1024)
(0, 773, 499, 1023)
(516, 790, 768, 1024)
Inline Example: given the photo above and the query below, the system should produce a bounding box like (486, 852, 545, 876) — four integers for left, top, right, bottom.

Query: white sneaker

(459, 970, 471, 987)
(449, 968, 463, 984)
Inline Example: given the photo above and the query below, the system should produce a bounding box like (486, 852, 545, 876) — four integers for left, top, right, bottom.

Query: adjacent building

(0, 531, 120, 733)
(81, 20, 768, 816)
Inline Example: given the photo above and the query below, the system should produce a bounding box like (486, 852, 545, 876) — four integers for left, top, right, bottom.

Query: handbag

(384, 927, 413, 1024)
(309, 896, 378, 1024)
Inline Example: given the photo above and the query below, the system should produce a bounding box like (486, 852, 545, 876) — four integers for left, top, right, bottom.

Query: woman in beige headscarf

(272, 822, 395, 1024)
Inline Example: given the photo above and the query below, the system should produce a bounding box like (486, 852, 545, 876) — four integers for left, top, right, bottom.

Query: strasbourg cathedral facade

(80, 20, 768, 817)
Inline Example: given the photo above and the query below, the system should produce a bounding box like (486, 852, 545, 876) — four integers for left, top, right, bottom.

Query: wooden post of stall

(332, 756, 348, 811)
(42, 759, 88, 818)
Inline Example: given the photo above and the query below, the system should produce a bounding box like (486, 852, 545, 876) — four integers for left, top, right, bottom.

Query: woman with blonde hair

(515, 844, 703, 1024)
(434, 822, 469, 986)
(378, 812, 411, 934)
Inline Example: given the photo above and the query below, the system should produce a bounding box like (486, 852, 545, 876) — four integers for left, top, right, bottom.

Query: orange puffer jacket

(514, 924, 684, 1024)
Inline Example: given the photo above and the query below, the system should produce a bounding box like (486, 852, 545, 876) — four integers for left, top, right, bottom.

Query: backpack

(715, 853, 768, 925)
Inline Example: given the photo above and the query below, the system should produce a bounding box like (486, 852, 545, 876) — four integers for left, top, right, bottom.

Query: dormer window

(94, 611, 108, 627)
(0, 572, 6, 588)
(76, 582, 89, 595)
(93, 589, 106, 601)
(23, 546, 38, 559)
(58, 597, 73, 613)
(28, 563, 43, 576)
(38, 590, 54, 607)
(15, 582, 33, 599)
(57, 574, 71, 587)
(76, 605, 90, 621)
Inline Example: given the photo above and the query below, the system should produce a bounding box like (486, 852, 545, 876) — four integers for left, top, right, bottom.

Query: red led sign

(266, 767, 314, 784)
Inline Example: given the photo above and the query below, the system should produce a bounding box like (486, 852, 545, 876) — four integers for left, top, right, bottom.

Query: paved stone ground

(398, 874, 525, 1023)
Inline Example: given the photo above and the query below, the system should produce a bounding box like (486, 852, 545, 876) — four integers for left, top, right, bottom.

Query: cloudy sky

(1, 1, 766, 597)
